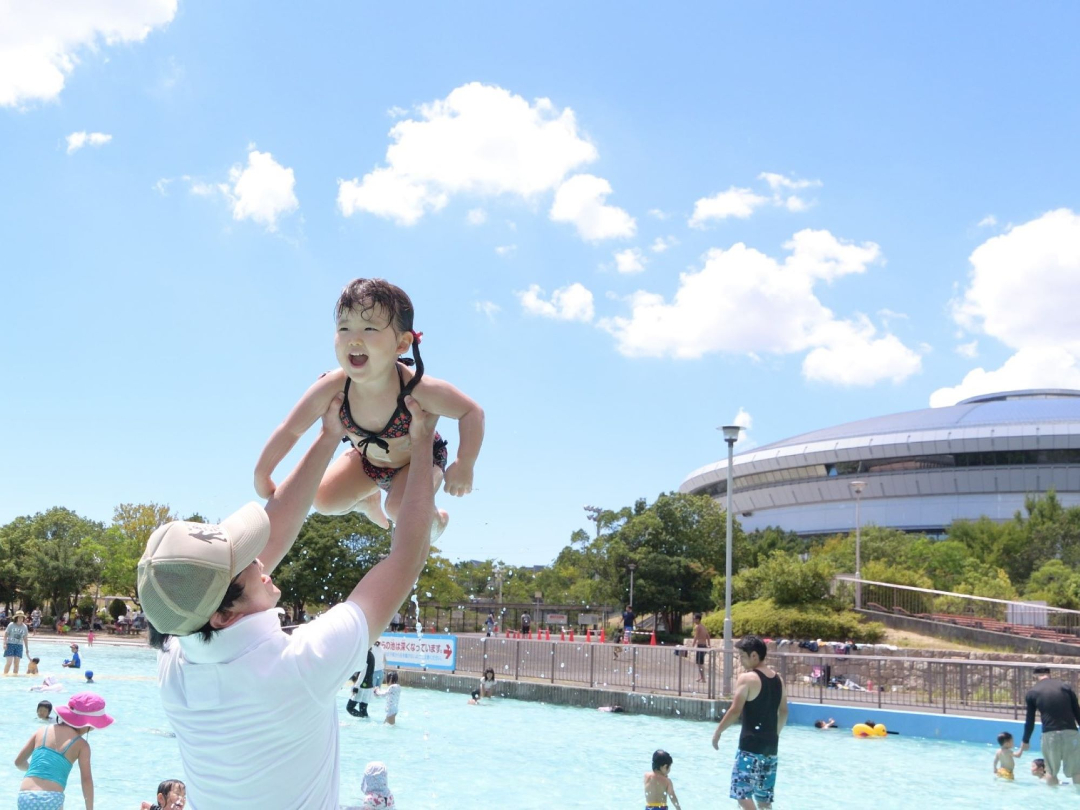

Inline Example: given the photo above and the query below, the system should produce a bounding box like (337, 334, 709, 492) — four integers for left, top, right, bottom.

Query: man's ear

(209, 608, 245, 631)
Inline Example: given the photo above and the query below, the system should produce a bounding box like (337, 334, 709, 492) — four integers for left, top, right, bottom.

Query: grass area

(882, 628, 1016, 654)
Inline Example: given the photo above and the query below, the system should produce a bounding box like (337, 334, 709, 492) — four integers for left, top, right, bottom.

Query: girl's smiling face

(334, 302, 411, 379)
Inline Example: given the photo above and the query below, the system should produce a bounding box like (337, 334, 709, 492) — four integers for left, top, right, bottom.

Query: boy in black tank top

(711, 635, 788, 809)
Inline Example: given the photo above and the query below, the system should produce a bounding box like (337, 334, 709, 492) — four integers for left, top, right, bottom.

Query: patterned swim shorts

(730, 749, 778, 804)
(18, 791, 66, 809)
(5, 642, 23, 658)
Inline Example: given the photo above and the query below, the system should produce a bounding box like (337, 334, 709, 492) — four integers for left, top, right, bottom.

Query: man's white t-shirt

(370, 643, 385, 672)
(157, 602, 369, 810)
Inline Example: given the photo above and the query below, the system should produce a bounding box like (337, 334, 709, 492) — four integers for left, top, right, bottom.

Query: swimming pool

(2, 639, 1076, 808)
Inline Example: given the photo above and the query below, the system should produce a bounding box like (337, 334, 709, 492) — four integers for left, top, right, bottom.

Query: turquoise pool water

(3, 639, 1077, 808)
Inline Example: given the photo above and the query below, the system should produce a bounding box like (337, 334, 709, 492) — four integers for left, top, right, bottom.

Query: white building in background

(679, 390, 1080, 537)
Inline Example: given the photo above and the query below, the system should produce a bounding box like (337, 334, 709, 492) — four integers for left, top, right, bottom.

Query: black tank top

(739, 669, 782, 755)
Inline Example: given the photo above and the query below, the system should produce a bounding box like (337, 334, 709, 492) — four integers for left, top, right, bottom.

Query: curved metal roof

(681, 389, 1080, 493)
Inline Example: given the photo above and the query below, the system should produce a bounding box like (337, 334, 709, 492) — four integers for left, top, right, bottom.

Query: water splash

(410, 583, 423, 641)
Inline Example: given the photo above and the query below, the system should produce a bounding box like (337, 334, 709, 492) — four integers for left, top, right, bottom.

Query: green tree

(274, 513, 390, 618)
(88, 503, 178, 602)
(726, 551, 835, 607)
(0, 515, 34, 610)
(12, 508, 104, 615)
(1025, 559, 1080, 610)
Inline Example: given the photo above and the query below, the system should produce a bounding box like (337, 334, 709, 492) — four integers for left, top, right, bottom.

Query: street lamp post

(850, 480, 866, 610)
(719, 425, 742, 698)
(628, 563, 637, 608)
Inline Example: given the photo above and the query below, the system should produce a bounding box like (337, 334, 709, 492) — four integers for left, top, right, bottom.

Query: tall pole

(720, 425, 741, 698)
(851, 481, 866, 610)
(628, 563, 636, 608)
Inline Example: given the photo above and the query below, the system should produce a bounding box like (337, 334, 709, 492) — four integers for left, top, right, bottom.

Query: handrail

(835, 575, 1080, 615)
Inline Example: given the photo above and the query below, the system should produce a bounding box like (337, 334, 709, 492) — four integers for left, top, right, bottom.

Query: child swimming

(644, 749, 681, 810)
(994, 731, 1020, 779)
(254, 278, 484, 540)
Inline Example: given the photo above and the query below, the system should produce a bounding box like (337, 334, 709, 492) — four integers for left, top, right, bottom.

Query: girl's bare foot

(355, 490, 390, 529)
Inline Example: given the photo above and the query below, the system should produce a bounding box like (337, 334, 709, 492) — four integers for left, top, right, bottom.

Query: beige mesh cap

(137, 502, 270, 636)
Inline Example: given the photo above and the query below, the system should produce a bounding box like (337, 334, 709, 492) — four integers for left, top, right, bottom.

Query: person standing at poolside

(4, 610, 30, 674)
(712, 635, 788, 809)
(622, 604, 635, 644)
(692, 613, 711, 682)
(1020, 665, 1080, 786)
(371, 640, 386, 687)
(138, 393, 439, 810)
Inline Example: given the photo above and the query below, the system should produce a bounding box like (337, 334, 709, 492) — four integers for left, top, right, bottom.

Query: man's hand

(321, 393, 346, 442)
(443, 461, 474, 496)
(1020, 741, 1030, 753)
(404, 395, 438, 442)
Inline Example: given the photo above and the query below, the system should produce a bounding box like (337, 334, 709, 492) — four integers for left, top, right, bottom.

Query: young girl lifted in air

(255, 278, 484, 539)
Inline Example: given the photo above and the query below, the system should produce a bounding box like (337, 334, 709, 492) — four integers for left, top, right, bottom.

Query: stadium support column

(850, 480, 867, 610)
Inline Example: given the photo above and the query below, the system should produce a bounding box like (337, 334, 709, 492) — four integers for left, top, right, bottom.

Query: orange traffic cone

(560, 629, 566, 641)
(586, 628, 592, 643)
(600, 627, 606, 643)
(650, 630, 657, 646)
(545, 628, 551, 641)
(569, 628, 575, 642)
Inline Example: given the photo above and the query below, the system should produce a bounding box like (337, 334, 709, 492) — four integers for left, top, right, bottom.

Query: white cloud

(732, 407, 753, 430)
(65, 131, 111, 154)
(932, 209, 1080, 406)
(688, 187, 768, 227)
(596, 229, 919, 385)
(223, 149, 299, 231)
(337, 83, 600, 228)
(802, 316, 923, 386)
(930, 346, 1080, 407)
(952, 209, 1080, 353)
(182, 149, 299, 231)
(387, 105, 408, 118)
(955, 341, 979, 358)
(759, 172, 821, 192)
(0, 1, 177, 107)
(977, 215, 998, 228)
(650, 236, 677, 253)
(466, 208, 487, 225)
(549, 174, 635, 241)
(518, 283, 594, 322)
(648, 208, 670, 220)
(475, 300, 500, 320)
(494, 244, 516, 257)
(613, 247, 647, 274)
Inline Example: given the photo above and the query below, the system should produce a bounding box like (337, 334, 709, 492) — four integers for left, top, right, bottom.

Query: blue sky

(3, 2, 1080, 564)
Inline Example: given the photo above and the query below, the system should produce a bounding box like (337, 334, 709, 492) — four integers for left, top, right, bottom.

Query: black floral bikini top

(339, 362, 422, 457)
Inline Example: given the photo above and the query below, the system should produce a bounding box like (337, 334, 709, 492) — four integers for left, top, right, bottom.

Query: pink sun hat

(56, 692, 114, 730)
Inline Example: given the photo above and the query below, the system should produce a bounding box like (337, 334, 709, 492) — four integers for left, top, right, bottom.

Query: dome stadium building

(679, 390, 1080, 537)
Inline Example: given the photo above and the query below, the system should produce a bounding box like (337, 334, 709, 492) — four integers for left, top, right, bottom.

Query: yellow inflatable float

(852, 723, 888, 738)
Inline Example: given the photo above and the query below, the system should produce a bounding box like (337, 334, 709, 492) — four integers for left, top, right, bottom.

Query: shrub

(108, 598, 128, 621)
(76, 598, 95, 621)
(703, 598, 885, 643)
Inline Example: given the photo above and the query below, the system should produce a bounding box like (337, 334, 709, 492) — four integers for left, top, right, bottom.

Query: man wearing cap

(1020, 665, 1080, 786)
(139, 394, 439, 810)
(4, 609, 30, 674)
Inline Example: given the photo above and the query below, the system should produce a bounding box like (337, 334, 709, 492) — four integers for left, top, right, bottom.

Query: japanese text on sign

(379, 632, 457, 671)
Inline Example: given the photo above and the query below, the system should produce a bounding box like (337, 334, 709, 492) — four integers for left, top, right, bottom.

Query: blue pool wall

(789, 701, 1040, 747)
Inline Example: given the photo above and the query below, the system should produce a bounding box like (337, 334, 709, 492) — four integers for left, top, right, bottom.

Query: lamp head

(850, 480, 866, 495)
(719, 425, 742, 443)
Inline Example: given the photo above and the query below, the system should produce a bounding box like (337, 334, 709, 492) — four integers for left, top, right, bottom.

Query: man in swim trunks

(1020, 665, 1080, 786)
(712, 635, 788, 809)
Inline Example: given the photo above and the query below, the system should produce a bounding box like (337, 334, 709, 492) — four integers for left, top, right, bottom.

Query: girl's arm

(14, 731, 37, 770)
(412, 377, 485, 497)
(77, 742, 93, 810)
(254, 371, 344, 498)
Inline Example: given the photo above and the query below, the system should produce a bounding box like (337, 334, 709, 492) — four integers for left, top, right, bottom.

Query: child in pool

(254, 278, 484, 540)
(994, 731, 1020, 779)
(644, 749, 681, 810)
(467, 689, 481, 705)
(140, 777, 186, 809)
(375, 670, 401, 725)
(360, 762, 395, 809)
(36, 701, 52, 721)
(27, 658, 39, 676)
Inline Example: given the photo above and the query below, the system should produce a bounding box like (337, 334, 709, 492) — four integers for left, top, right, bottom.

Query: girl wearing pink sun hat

(15, 692, 113, 809)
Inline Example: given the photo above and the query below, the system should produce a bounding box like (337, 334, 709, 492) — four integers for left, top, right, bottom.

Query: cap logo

(188, 527, 228, 544)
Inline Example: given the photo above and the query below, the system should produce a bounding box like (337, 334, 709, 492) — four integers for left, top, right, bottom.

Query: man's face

(231, 558, 281, 615)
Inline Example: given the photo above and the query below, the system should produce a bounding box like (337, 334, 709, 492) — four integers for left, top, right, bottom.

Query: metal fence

(444, 636, 1080, 717)
(835, 575, 1080, 642)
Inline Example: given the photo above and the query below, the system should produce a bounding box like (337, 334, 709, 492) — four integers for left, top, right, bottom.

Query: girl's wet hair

(385, 670, 399, 685)
(156, 779, 185, 802)
(483, 668, 495, 680)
